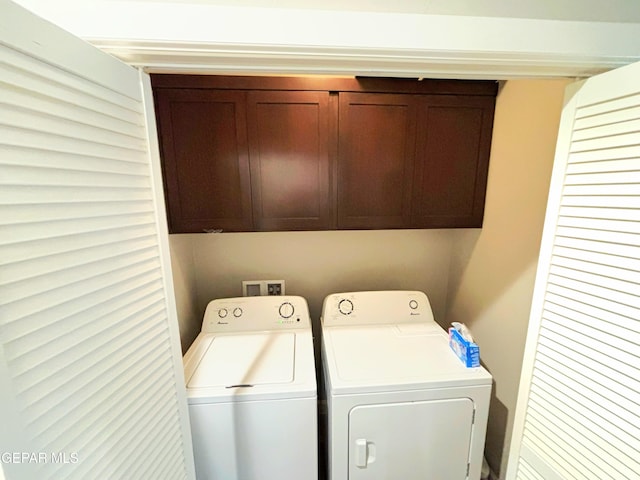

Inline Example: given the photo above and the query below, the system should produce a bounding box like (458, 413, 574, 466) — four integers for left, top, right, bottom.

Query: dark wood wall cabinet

(152, 75, 497, 233)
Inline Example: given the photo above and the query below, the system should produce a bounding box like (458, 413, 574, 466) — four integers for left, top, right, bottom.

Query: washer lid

(187, 332, 294, 388)
(323, 325, 492, 393)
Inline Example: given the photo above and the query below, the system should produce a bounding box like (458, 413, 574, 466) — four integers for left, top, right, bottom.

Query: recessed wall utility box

(242, 280, 285, 296)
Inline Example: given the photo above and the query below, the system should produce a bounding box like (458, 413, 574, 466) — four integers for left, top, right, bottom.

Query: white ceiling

(129, 0, 640, 23)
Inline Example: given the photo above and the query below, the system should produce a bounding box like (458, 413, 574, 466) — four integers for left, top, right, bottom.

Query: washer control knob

(279, 302, 294, 319)
(218, 308, 228, 318)
(338, 299, 354, 315)
(409, 300, 419, 310)
(233, 307, 243, 318)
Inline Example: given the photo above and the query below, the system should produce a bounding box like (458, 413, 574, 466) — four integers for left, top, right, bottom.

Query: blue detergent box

(448, 327, 480, 367)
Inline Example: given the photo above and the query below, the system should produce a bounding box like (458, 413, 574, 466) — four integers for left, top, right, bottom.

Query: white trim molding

(92, 41, 633, 80)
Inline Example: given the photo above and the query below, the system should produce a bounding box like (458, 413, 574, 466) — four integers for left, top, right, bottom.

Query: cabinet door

(247, 91, 332, 230)
(412, 96, 495, 228)
(155, 89, 252, 232)
(338, 93, 417, 229)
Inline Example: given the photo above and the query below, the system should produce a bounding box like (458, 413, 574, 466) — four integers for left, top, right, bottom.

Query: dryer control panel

(321, 290, 437, 327)
(201, 295, 311, 333)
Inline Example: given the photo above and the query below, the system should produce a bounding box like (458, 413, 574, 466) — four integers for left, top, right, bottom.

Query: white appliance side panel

(348, 398, 474, 479)
(189, 397, 318, 480)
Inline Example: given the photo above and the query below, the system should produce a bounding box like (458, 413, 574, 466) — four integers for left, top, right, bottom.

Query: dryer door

(348, 398, 474, 479)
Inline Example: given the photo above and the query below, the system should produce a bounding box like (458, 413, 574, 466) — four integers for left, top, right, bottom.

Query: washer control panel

(321, 290, 436, 326)
(202, 295, 311, 333)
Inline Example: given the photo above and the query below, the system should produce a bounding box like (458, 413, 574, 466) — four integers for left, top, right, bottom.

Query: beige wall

(446, 78, 571, 477)
(189, 229, 454, 332)
(168, 235, 200, 352)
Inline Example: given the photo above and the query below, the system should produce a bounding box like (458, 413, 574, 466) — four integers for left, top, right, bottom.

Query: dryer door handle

(355, 439, 368, 467)
(355, 439, 376, 468)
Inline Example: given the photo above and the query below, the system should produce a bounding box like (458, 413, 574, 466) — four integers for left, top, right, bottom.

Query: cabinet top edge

(150, 74, 498, 96)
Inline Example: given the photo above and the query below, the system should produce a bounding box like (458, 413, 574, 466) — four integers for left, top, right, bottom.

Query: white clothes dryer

(184, 295, 317, 480)
(321, 291, 492, 480)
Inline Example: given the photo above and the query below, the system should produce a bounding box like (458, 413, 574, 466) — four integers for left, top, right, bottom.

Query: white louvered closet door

(0, 2, 195, 480)
(507, 62, 640, 480)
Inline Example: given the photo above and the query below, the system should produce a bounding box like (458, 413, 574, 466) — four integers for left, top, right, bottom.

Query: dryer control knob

(233, 307, 243, 318)
(279, 302, 294, 319)
(338, 299, 354, 315)
(218, 308, 228, 318)
(409, 299, 419, 310)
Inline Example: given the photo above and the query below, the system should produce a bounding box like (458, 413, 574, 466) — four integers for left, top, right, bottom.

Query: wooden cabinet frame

(152, 75, 497, 233)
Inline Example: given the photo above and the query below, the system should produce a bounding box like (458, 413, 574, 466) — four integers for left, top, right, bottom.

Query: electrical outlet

(267, 282, 283, 295)
(242, 280, 285, 296)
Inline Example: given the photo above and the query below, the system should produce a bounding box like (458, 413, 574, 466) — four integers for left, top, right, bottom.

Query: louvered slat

(528, 392, 638, 475)
(518, 458, 546, 480)
(528, 369, 639, 464)
(0, 13, 190, 479)
(512, 62, 640, 480)
(0, 144, 151, 175)
(0, 47, 141, 121)
(0, 125, 146, 164)
(569, 144, 640, 163)
(556, 216, 640, 234)
(566, 157, 640, 175)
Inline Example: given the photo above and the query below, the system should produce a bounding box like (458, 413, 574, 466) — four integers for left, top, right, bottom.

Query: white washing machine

(321, 291, 492, 480)
(183, 295, 317, 480)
